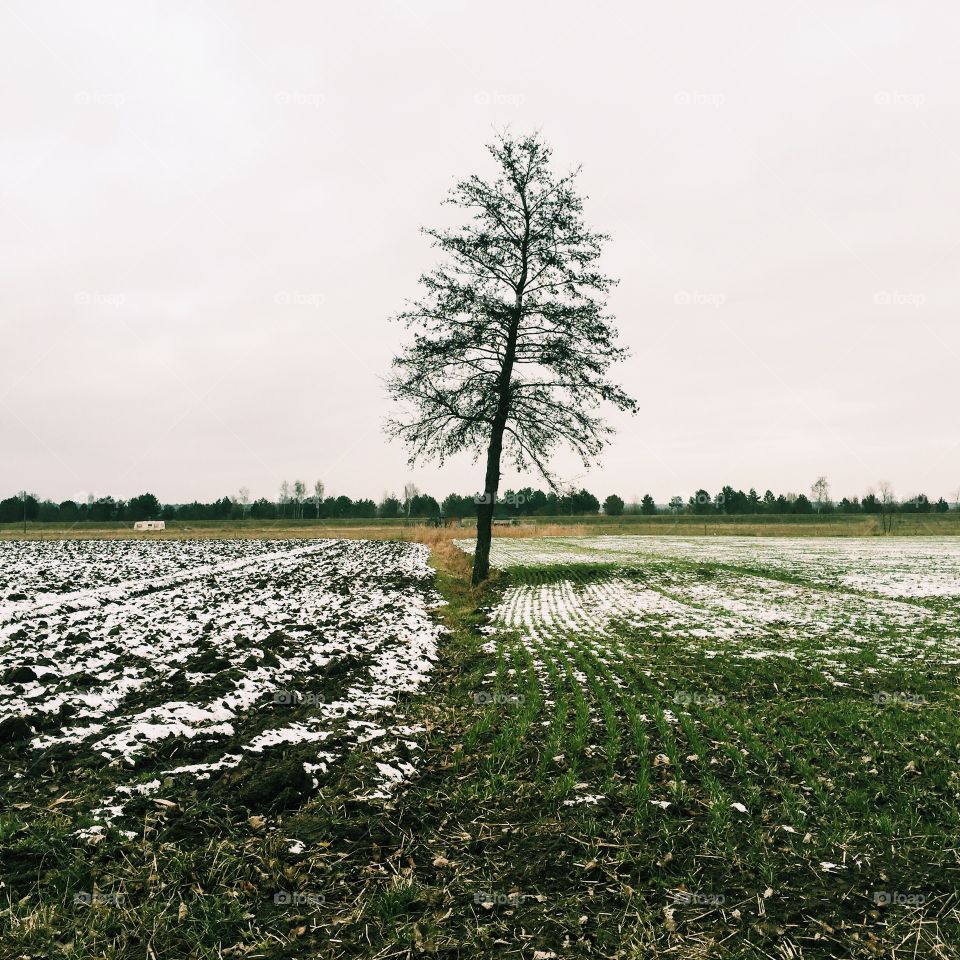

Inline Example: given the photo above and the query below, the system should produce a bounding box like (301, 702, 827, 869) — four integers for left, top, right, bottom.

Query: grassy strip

(6, 511, 960, 541)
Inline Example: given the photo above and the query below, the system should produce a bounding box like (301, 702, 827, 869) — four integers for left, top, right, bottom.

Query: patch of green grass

(367, 555, 960, 957)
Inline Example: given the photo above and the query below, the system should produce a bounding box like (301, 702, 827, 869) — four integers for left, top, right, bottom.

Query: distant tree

(441, 494, 471, 519)
(793, 493, 814, 514)
(936, 497, 950, 512)
(878, 480, 896, 532)
(292, 480, 306, 519)
(762, 490, 776, 514)
(543, 491, 562, 516)
(250, 497, 277, 520)
(566, 488, 600, 514)
(237, 487, 251, 518)
(668, 495, 684, 514)
(640, 494, 657, 515)
(89, 496, 118, 522)
(0, 496, 19, 523)
(603, 494, 625, 517)
(378, 494, 402, 518)
(313, 481, 325, 519)
(409, 493, 440, 518)
(1, 492, 38, 526)
(516, 487, 538, 516)
(811, 476, 831, 514)
(385, 133, 635, 584)
(718, 486, 749, 515)
(58, 500, 80, 522)
(524, 488, 548, 514)
(37, 500, 60, 522)
(689, 489, 712, 515)
(175, 501, 200, 521)
(128, 492, 161, 521)
(403, 482, 419, 520)
(279, 481, 291, 518)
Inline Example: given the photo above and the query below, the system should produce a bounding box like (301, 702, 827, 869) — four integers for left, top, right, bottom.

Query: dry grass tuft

(407, 526, 474, 580)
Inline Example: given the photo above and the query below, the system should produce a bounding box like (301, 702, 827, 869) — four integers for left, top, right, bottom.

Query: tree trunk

(472, 419, 507, 585)
(472, 193, 530, 586)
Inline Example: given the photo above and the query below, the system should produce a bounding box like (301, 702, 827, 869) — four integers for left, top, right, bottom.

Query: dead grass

(4, 513, 958, 542)
(406, 526, 475, 580)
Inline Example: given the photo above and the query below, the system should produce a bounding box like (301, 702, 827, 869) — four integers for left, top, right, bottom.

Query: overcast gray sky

(2, 1, 959, 505)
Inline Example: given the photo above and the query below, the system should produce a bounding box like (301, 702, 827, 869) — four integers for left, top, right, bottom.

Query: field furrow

(0, 538, 444, 834)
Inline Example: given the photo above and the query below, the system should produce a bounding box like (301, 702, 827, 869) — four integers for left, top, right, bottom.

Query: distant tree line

(1, 482, 955, 524)
(0, 492, 386, 524)
(656, 485, 952, 516)
(0, 486, 597, 523)
(441, 488, 601, 518)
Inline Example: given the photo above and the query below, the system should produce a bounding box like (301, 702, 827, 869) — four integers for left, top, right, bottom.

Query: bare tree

(279, 481, 291, 519)
(811, 476, 830, 514)
(403, 482, 419, 519)
(293, 480, 306, 519)
(386, 132, 635, 583)
(878, 480, 896, 533)
(313, 480, 325, 519)
(237, 486, 250, 519)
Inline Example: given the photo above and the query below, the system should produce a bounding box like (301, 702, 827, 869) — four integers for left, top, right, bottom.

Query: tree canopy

(386, 132, 636, 581)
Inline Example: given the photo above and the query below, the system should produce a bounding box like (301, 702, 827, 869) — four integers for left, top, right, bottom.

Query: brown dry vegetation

(3, 512, 959, 542)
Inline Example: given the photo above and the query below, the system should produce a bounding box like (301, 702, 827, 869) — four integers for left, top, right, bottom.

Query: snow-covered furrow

(483, 542, 960, 683)
(0, 538, 298, 620)
(0, 538, 445, 827)
(461, 535, 960, 602)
